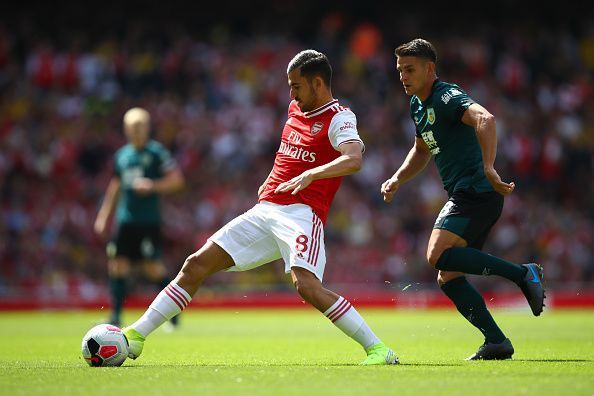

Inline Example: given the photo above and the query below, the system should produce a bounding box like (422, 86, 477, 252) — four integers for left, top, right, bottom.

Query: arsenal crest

(311, 122, 324, 135)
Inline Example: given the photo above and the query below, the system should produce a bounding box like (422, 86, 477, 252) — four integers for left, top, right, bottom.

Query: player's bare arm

(132, 168, 185, 195)
(94, 177, 121, 236)
(381, 137, 432, 203)
(274, 141, 362, 195)
(462, 103, 515, 196)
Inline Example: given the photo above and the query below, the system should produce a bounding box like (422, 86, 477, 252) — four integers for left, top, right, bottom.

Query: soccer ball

(81, 324, 129, 367)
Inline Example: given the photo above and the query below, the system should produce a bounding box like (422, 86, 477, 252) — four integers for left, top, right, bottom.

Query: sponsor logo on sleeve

(441, 88, 463, 104)
(339, 121, 356, 131)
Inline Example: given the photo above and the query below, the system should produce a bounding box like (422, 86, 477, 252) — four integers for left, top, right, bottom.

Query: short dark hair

(395, 38, 437, 63)
(287, 49, 332, 87)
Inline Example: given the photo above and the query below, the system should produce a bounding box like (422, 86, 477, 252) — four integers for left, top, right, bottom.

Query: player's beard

(297, 86, 318, 112)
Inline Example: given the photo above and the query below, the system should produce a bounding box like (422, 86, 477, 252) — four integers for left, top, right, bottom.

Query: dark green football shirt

(410, 79, 493, 196)
(114, 140, 176, 224)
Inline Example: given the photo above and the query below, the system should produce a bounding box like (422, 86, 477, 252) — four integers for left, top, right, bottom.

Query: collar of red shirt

(303, 99, 339, 118)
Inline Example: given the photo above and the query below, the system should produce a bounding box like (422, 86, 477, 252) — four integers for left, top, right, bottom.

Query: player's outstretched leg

(123, 282, 191, 359)
(157, 278, 181, 330)
(292, 268, 399, 365)
(518, 263, 545, 316)
(123, 242, 234, 359)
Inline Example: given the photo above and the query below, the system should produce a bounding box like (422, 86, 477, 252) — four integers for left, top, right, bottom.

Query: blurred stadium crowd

(1, 3, 593, 301)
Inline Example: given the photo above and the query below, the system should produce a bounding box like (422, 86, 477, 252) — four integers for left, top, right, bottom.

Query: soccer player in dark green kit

(381, 39, 545, 360)
(94, 107, 184, 327)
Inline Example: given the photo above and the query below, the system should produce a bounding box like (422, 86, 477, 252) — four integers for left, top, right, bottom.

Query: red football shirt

(259, 99, 363, 223)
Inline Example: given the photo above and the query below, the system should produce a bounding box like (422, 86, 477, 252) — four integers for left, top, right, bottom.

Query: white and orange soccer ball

(81, 324, 129, 367)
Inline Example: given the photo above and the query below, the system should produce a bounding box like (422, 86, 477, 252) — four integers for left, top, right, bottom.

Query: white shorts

(208, 201, 326, 281)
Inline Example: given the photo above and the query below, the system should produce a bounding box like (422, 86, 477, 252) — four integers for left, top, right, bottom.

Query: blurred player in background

(94, 107, 185, 327)
(381, 39, 545, 360)
(123, 50, 399, 365)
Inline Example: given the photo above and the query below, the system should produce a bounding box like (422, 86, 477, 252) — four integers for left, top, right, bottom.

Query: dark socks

(159, 278, 179, 326)
(441, 277, 506, 344)
(436, 247, 527, 284)
(109, 277, 127, 324)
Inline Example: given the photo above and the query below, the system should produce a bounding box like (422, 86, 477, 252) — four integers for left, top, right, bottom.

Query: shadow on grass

(3, 363, 356, 369)
(127, 362, 464, 368)
(125, 359, 592, 367)
(125, 363, 368, 368)
(9, 359, 590, 370)
(399, 363, 463, 367)
(512, 359, 594, 363)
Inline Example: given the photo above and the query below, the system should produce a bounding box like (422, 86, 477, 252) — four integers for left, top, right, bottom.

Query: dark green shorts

(108, 223, 163, 261)
(433, 188, 503, 250)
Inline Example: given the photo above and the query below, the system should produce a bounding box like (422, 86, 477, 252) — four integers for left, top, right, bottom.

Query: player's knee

(144, 262, 165, 281)
(426, 249, 441, 268)
(179, 253, 209, 283)
(108, 259, 130, 277)
(427, 247, 452, 268)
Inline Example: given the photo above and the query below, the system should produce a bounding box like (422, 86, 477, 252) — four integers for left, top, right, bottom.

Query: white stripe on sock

(168, 283, 191, 304)
(324, 296, 346, 318)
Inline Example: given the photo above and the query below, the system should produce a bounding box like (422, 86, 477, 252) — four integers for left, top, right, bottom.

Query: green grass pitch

(1, 308, 593, 396)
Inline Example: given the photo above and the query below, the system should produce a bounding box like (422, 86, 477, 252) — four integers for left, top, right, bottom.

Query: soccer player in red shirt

(123, 50, 398, 365)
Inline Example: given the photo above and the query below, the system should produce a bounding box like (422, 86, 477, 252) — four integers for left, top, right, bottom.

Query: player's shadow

(126, 363, 372, 367)
(127, 362, 464, 368)
(122, 359, 594, 368)
(399, 363, 464, 367)
(512, 359, 593, 362)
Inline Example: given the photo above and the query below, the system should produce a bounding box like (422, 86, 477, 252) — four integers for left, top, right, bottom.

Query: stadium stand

(0, 2, 593, 307)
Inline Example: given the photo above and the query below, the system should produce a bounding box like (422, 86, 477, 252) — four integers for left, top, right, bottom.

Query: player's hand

(484, 167, 515, 196)
(381, 177, 400, 203)
(274, 171, 314, 195)
(257, 183, 267, 197)
(94, 217, 107, 237)
(132, 178, 155, 195)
